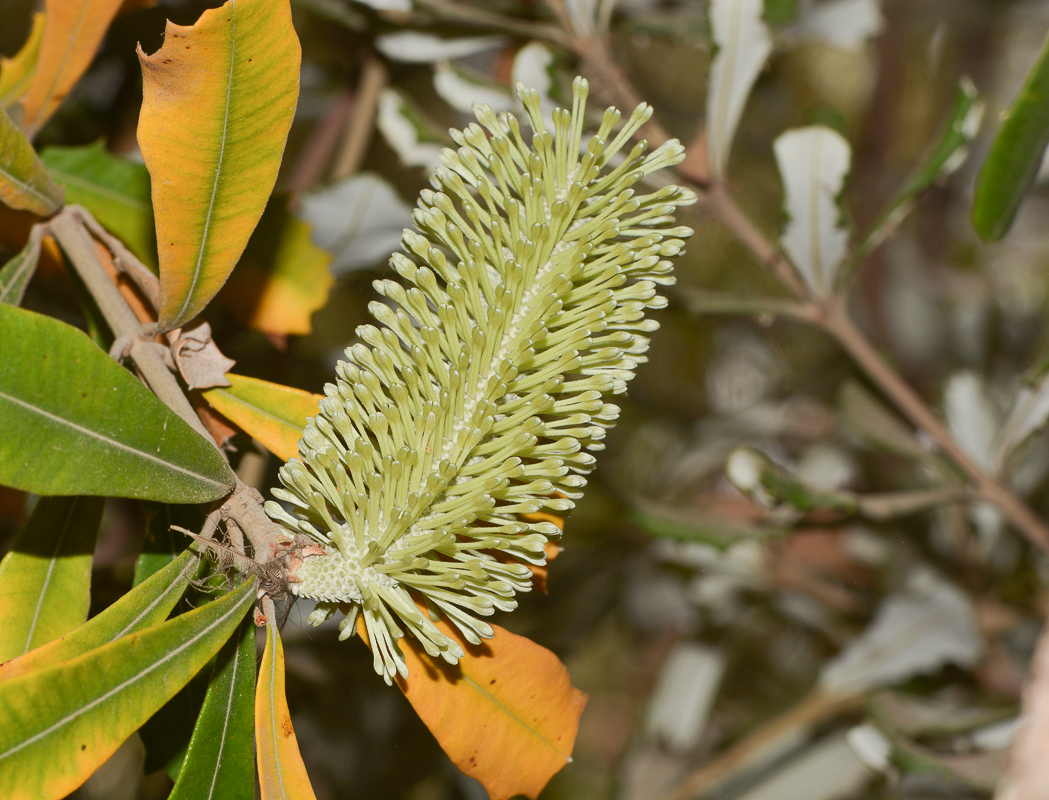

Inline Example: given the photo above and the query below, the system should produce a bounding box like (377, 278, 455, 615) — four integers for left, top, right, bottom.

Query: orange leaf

(520, 508, 565, 593)
(359, 616, 587, 800)
(19, 0, 124, 136)
(525, 542, 562, 594)
(202, 374, 320, 462)
(256, 623, 318, 800)
(219, 199, 333, 336)
(137, 0, 300, 329)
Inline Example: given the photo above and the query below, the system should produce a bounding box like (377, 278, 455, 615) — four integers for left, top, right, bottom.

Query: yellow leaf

(19, 0, 124, 136)
(220, 199, 333, 336)
(359, 616, 587, 800)
(137, 0, 301, 329)
(203, 374, 321, 462)
(255, 623, 318, 800)
(0, 13, 45, 110)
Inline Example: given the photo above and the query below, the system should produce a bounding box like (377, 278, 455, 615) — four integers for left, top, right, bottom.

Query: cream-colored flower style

(265, 78, 695, 683)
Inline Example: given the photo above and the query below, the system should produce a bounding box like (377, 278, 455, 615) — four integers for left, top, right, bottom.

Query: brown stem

(286, 88, 357, 200)
(54, 213, 295, 588)
(541, 0, 574, 34)
(71, 206, 160, 309)
(665, 690, 862, 800)
(704, 184, 809, 299)
(418, 0, 569, 45)
(821, 298, 1049, 553)
(50, 211, 212, 444)
(331, 56, 388, 181)
(567, 23, 1049, 553)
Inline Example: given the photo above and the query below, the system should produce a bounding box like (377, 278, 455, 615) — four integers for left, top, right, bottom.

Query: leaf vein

(174, 0, 237, 323)
(22, 499, 80, 654)
(0, 583, 250, 763)
(0, 388, 227, 492)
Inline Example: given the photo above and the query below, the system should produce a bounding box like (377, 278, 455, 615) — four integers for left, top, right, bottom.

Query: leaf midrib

(172, 3, 238, 325)
(0, 388, 227, 492)
(22, 499, 81, 655)
(0, 581, 252, 763)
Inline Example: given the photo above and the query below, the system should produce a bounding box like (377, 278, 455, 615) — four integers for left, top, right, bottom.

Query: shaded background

(4, 0, 1049, 798)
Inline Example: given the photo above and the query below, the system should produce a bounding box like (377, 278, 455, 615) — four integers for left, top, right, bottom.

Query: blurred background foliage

(6, 0, 1049, 798)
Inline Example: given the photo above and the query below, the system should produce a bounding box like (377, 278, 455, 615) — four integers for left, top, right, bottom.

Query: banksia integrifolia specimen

(265, 77, 695, 683)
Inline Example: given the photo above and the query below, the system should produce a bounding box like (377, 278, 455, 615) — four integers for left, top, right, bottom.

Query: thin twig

(331, 56, 388, 181)
(822, 298, 1049, 553)
(71, 206, 160, 309)
(542, 0, 575, 33)
(564, 19, 1049, 555)
(417, 0, 570, 45)
(286, 88, 357, 201)
(50, 211, 211, 443)
(665, 690, 862, 800)
(675, 287, 813, 322)
(702, 184, 809, 299)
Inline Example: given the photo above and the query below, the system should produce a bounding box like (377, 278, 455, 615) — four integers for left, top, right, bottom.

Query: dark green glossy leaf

(0, 496, 104, 663)
(0, 304, 235, 502)
(170, 616, 257, 800)
(41, 142, 155, 267)
(0, 232, 41, 306)
(0, 577, 255, 800)
(974, 31, 1049, 241)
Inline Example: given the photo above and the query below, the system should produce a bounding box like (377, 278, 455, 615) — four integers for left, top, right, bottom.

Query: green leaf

(0, 577, 255, 800)
(0, 230, 41, 305)
(0, 304, 236, 502)
(0, 549, 198, 683)
(851, 79, 980, 267)
(0, 496, 103, 663)
(0, 105, 63, 216)
(140, 670, 211, 780)
(41, 142, 155, 267)
(170, 616, 256, 800)
(973, 31, 1049, 242)
(726, 446, 860, 514)
(137, 0, 301, 329)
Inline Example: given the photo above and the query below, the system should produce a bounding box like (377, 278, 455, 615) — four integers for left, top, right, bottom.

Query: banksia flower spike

(265, 78, 695, 683)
